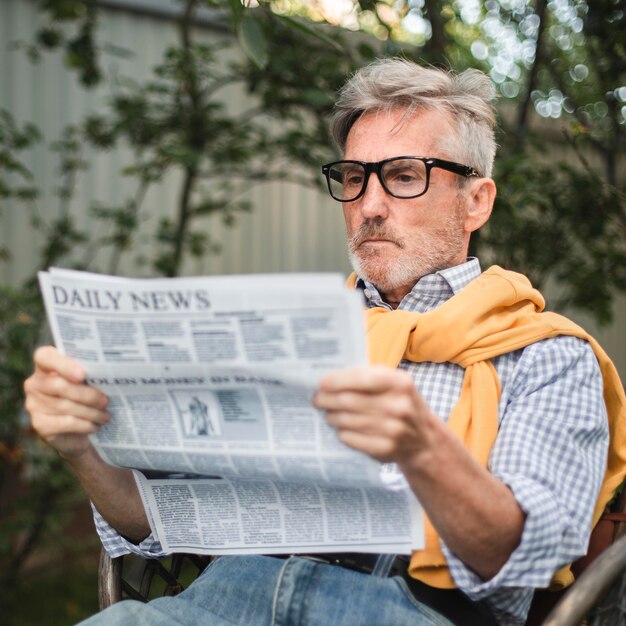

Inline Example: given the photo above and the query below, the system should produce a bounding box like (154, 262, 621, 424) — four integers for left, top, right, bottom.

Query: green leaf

(37, 27, 63, 49)
(275, 14, 345, 53)
(237, 14, 268, 69)
(302, 88, 334, 107)
(226, 0, 244, 26)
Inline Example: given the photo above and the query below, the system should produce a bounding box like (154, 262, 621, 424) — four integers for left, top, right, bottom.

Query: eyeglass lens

(327, 158, 428, 201)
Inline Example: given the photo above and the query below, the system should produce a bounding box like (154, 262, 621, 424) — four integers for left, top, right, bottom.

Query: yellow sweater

(348, 265, 626, 589)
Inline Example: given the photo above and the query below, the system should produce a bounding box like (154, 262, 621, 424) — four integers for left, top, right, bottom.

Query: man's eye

(344, 172, 364, 186)
(387, 168, 421, 183)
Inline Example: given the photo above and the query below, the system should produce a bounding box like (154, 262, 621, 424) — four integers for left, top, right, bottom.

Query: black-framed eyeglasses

(321, 156, 480, 202)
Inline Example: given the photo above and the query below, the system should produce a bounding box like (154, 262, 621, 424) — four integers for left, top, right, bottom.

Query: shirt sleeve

(443, 335, 609, 599)
(92, 502, 167, 559)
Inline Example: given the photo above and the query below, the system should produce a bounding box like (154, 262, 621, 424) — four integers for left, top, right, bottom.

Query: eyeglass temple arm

(430, 158, 480, 178)
(328, 170, 343, 183)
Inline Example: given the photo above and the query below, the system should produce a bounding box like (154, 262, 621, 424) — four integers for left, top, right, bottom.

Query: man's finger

(35, 414, 101, 438)
(318, 365, 414, 394)
(314, 389, 377, 412)
(334, 429, 398, 462)
(30, 372, 108, 409)
(33, 346, 85, 382)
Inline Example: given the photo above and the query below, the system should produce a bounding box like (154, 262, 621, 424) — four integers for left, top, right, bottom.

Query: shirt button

(364, 289, 372, 299)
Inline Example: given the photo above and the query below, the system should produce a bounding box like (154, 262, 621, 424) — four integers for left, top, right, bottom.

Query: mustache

(348, 219, 405, 250)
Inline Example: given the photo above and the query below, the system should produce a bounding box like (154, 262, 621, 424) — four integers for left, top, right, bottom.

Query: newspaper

(39, 268, 423, 555)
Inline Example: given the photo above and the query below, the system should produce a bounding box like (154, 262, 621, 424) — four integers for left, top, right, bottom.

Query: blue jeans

(80, 555, 455, 625)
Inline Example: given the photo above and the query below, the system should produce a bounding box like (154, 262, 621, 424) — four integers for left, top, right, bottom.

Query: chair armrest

(98, 549, 122, 610)
(97, 548, 213, 611)
(542, 533, 626, 625)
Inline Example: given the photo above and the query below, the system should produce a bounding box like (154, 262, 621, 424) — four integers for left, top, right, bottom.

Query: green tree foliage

(471, 0, 626, 322)
(0, 113, 96, 618)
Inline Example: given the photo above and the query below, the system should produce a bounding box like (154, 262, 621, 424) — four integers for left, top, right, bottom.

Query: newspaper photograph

(39, 268, 424, 555)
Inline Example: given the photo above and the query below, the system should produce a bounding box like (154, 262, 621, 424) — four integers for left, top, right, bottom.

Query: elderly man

(25, 59, 618, 626)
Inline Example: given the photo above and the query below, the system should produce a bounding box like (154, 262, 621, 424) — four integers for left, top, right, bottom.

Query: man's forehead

(344, 106, 455, 157)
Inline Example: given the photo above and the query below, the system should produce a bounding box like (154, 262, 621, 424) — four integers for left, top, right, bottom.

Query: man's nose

(358, 173, 389, 219)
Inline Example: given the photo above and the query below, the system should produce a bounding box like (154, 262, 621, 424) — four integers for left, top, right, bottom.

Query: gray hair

(330, 58, 498, 178)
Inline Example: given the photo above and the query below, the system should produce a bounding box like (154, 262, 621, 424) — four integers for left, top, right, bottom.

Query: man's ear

(463, 178, 496, 233)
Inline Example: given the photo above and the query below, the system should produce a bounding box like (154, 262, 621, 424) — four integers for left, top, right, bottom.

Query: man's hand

(314, 365, 438, 467)
(24, 346, 110, 459)
(24, 346, 150, 542)
(314, 364, 525, 581)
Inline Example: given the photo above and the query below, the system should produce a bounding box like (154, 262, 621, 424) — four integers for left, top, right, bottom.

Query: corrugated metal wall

(2, 0, 625, 378)
(0, 0, 350, 285)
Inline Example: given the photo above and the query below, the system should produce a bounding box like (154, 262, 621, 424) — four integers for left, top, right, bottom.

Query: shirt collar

(357, 258, 482, 312)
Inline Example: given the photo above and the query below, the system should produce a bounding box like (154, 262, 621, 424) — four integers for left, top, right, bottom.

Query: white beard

(347, 205, 466, 296)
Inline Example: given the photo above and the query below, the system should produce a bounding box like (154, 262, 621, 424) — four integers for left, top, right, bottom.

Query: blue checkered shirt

(93, 259, 609, 626)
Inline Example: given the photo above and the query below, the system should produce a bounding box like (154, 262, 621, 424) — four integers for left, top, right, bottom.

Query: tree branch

(170, 0, 203, 276)
(423, 0, 446, 63)
(516, 0, 548, 144)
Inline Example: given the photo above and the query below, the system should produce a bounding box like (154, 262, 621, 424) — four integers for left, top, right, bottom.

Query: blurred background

(1, 0, 625, 623)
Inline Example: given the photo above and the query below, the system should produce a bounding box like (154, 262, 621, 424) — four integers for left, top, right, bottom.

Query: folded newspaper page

(39, 268, 424, 555)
